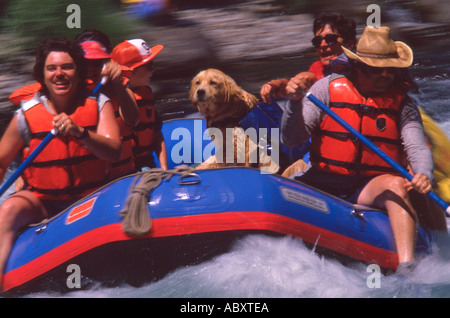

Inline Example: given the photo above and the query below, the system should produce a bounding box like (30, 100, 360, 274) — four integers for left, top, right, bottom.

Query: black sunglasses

(311, 34, 342, 48)
(358, 63, 397, 75)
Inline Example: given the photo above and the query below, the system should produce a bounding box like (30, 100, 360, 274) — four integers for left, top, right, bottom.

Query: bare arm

(0, 116, 25, 182)
(104, 61, 139, 127)
(116, 86, 139, 127)
(260, 72, 316, 104)
(153, 131, 168, 170)
(285, 72, 316, 101)
(260, 78, 288, 103)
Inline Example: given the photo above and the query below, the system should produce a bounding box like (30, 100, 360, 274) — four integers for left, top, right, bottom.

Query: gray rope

(120, 165, 196, 235)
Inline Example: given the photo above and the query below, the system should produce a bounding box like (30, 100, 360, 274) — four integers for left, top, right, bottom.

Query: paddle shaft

(93, 76, 107, 95)
(0, 129, 58, 198)
(92, 64, 108, 95)
(306, 92, 450, 217)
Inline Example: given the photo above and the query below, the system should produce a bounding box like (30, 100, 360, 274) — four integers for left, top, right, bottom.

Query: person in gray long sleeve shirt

(281, 26, 446, 272)
(282, 74, 434, 181)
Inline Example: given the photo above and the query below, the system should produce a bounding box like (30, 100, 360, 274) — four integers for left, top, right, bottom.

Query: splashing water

(19, 232, 450, 299)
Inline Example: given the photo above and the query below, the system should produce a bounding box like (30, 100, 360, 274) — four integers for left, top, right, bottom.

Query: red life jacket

(311, 76, 407, 177)
(132, 86, 157, 170)
(308, 60, 325, 81)
(106, 92, 136, 180)
(22, 95, 108, 201)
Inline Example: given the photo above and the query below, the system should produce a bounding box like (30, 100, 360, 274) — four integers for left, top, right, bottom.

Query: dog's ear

(220, 72, 237, 105)
(190, 75, 199, 107)
(227, 87, 258, 120)
(223, 81, 232, 105)
(229, 84, 258, 108)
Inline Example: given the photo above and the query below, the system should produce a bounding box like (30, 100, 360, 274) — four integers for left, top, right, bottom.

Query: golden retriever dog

(190, 68, 257, 129)
(190, 68, 278, 173)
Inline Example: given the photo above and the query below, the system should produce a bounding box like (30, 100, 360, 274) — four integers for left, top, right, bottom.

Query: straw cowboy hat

(342, 26, 413, 68)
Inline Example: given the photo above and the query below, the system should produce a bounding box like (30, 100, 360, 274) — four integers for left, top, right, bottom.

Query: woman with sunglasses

(259, 12, 356, 103)
(282, 26, 447, 274)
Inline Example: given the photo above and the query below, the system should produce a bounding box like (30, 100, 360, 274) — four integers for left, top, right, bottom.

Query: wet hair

(313, 13, 357, 47)
(74, 29, 112, 53)
(33, 38, 87, 89)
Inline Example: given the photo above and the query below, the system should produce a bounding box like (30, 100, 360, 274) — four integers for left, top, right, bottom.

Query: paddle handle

(93, 76, 107, 95)
(92, 63, 108, 95)
(306, 92, 450, 217)
(0, 129, 58, 198)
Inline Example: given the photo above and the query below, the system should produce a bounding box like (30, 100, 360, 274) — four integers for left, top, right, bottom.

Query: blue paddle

(306, 92, 450, 217)
(0, 128, 58, 197)
(92, 76, 107, 95)
(92, 63, 108, 95)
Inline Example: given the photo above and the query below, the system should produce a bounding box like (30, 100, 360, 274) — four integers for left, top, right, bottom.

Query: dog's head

(190, 68, 257, 127)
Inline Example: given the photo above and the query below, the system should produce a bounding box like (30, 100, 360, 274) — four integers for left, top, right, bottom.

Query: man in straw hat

(281, 26, 446, 274)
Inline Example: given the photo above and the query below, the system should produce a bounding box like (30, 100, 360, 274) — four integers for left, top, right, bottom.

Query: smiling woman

(259, 12, 356, 104)
(0, 38, 121, 290)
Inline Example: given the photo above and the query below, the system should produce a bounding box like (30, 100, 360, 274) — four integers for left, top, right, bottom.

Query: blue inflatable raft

(1, 117, 434, 295)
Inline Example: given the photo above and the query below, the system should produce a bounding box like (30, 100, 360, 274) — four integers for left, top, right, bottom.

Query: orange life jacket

(311, 76, 407, 177)
(106, 92, 136, 180)
(22, 95, 108, 201)
(9, 83, 42, 106)
(132, 86, 157, 170)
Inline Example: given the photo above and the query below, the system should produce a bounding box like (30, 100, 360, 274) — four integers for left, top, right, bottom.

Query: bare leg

(408, 190, 448, 232)
(357, 175, 418, 264)
(0, 191, 48, 288)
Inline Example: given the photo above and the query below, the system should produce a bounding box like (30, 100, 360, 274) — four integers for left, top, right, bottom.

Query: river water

(1, 0, 450, 300)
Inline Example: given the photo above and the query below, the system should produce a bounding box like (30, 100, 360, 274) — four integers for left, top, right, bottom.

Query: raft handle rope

(120, 165, 197, 235)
